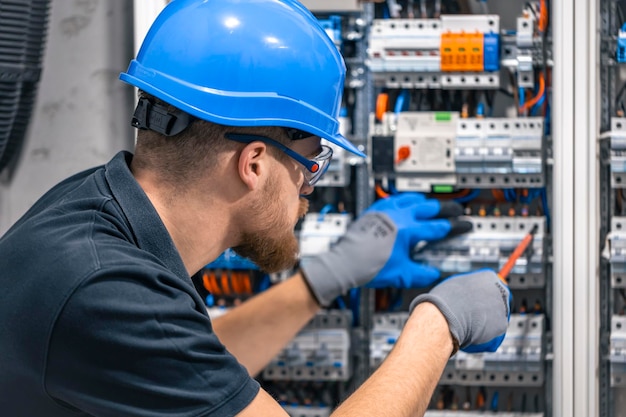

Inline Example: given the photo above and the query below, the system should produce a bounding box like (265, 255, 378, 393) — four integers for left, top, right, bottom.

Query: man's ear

(237, 141, 269, 190)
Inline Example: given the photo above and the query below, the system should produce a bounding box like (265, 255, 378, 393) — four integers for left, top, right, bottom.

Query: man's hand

(299, 193, 472, 306)
(409, 269, 512, 353)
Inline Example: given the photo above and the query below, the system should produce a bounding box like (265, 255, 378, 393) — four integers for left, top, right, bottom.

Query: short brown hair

(131, 92, 292, 188)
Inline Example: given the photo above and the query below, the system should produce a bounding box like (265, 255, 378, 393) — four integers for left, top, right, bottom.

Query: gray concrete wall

(0, 0, 135, 234)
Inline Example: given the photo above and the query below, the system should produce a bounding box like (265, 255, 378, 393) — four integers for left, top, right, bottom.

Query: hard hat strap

(131, 97, 193, 136)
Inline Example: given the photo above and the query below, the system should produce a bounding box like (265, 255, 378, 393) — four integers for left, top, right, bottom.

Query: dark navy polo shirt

(0, 151, 259, 416)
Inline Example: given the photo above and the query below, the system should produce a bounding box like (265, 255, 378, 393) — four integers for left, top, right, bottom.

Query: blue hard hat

(120, 0, 365, 157)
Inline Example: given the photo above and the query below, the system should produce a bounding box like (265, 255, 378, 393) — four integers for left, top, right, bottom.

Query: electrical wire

(519, 72, 546, 113)
(375, 183, 391, 198)
(615, 80, 626, 115)
(376, 92, 389, 121)
(454, 189, 481, 203)
(524, 2, 538, 19)
(538, 0, 548, 33)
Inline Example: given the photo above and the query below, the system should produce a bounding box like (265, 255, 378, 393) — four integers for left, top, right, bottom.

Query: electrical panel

(131, 1, 555, 415)
(601, 0, 626, 414)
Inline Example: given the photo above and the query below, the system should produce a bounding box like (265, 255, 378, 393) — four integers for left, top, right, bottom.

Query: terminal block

(440, 315, 545, 388)
(440, 31, 484, 72)
(372, 313, 545, 387)
(370, 312, 410, 368)
(455, 117, 544, 187)
(413, 216, 546, 289)
(610, 315, 626, 386)
(606, 217, 626, 287)
(368, 18, 442, 73)
(263, 310, 352, 381)
(609, 117, 626, 187)
(299, 212, 352, 258)
(370, 113, 545, 190)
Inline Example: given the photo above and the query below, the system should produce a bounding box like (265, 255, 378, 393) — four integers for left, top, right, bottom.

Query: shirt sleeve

(45, 264, 259, 417)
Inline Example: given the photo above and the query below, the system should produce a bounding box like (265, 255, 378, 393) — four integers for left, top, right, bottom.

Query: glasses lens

(305, 145, 333, 186)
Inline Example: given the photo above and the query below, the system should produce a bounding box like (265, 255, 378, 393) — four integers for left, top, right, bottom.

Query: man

(0, 0, 511, 416)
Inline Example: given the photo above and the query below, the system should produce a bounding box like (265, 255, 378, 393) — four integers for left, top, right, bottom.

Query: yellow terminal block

(440, 31, 484, 72)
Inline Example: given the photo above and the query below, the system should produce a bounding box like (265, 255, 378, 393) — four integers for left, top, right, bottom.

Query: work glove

(299, 192, 472, 306)
(409, 269, 512, 353)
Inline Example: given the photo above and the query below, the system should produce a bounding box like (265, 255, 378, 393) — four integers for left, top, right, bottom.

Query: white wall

(0, 0, 135, 234)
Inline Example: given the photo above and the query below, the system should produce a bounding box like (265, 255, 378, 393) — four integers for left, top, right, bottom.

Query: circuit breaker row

(370, 112, 545, 191)
(367, 13, 544, 90)
(413, 216, 546, 289)
(263, 310, 352, 382)
(604, 118, 626, 392)
(372, 312, 545, 387)
(297, 212, 546, 289)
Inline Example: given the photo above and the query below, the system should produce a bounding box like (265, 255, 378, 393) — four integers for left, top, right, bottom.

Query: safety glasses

(225, 133, 333, 187)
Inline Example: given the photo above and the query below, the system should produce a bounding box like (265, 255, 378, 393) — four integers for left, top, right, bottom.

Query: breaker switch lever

(396, 145, 411, 164)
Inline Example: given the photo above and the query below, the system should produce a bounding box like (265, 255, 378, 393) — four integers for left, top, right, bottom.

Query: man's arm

(211, 271, 320, 376)
(332, 302, 452, 416)
(235, 302, 452, 417)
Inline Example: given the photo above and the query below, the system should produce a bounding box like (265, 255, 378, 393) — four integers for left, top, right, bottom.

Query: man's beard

(232, 179, 309, 273)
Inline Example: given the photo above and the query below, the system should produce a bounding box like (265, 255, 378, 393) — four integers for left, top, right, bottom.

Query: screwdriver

(497, 224, 539, 283)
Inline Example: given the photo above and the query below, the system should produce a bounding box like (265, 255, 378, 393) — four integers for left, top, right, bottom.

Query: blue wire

(518, 87, 526, 109)
(454, 189, 481, 203)
(491, 391, 499, 412)
(531, 92, 546, 116)
(388, 291, 403, 311)
(476, 102, 485, 118)
(349, 288, 360, 326)
(394, 90, 409, 115)
(318, 204, 334, 221)
(258, 274, 271, 292)
(388, 181, 398, 195)
(335, 296, 347, 310)
(503, 188, 517, 202)
(382, 3, 390, 18)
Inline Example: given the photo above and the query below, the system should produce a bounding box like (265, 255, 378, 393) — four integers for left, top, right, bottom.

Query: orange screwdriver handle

(498, 225, 538, 282)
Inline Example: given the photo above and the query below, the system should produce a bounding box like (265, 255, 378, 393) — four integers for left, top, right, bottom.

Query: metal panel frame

(552, 0, 576, 415)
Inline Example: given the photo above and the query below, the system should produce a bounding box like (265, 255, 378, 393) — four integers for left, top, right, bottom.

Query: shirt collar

(104, 151, 190, 281)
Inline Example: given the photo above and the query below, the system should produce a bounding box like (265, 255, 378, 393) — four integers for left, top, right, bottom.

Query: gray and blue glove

(409, 269, 512, 353)
(299, 193, 472, 306)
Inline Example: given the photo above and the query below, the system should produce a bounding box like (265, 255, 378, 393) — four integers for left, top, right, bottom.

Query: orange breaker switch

(440, 31, 484, 72)
(395, 145, 411, 164)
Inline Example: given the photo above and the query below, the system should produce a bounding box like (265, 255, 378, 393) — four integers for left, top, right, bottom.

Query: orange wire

(375, 184, 390, 198)
(519, 72, 545, 113)
(204, 271, 222, 295)
(539, 0, 548, 32)
(432, 188, 471, 200)
(230, 272, 242, 294)
(376, 93, 389, 122)
(491, 189, 506, 202)
(242, 274, 252, 294)
(202, 272, 213, 293)
(209, 272, 222, 295)
(220, 271, 231, 295)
